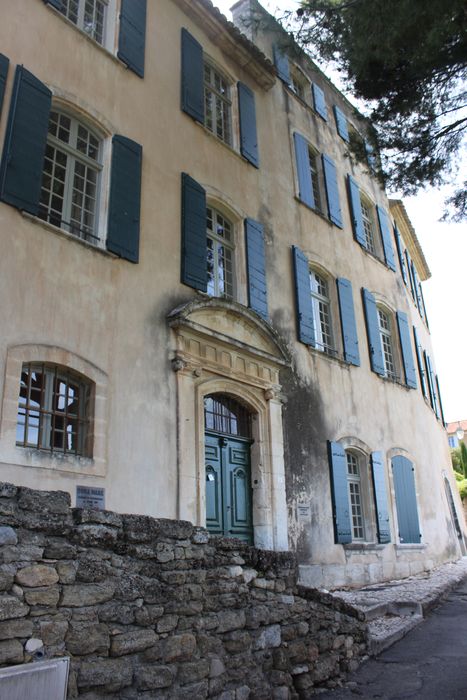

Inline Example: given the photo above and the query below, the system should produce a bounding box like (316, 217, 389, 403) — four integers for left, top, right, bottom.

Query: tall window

(378, 308, 396, 379)
(360, 196, 377, 254)
(38, 111, 103, 244)
(58, 0, 108, 45)
(204, 63, 232, 146)
(290, 66, 309, 102)
(206, 207, 234, 299)
(346, 451, 365, 540)
(310, 270, 333, 353)
(308, 149, 322, 212)
(16, 363, 92, 457)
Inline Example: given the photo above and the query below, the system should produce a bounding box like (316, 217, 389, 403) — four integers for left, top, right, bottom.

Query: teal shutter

(376, 206, 396, 271)
(336, 278, 360, 366)
(0, 54, 9, 116)
(333, 105, 349, 142)
(106, 136, 142, 263)
(392, 456, 421, 544)
(312, 83, 327, 120)
(393, 222, 408, 285)
(181, 29, 204, 124)
(294, 133, 314, 208)
(436, 376, 446, 426)
(0, 66, 51, 215)
(413, 327, 428, 398)
(117, 0, 147, 78)
(273, 45, 290, 84)
(292, 246, 315, 346)
(238, 82, 259, 167)
(181, 173, 207, 291)
(419, 283, 429, 329)
(245, 218, 268, 320)
(405, 250, 417, 303)
(371, 452, 391, 544)
(362, 288, 385, 376)
(347, 175, 366, 247)
(322, 155, 343, 228)
(327, 441, 352, 544)
(396, 311, 417, 389)
(410, 261, 422, 314)
(425, 353, 439, 418)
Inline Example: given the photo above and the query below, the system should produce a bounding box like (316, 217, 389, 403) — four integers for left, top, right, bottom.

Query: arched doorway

(204, 394, 253, 543)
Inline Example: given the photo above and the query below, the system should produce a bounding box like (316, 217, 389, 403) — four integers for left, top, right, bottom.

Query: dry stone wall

(0, 483, 367, 698)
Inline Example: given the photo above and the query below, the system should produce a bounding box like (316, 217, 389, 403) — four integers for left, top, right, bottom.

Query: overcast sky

(215, 0, 466, 423)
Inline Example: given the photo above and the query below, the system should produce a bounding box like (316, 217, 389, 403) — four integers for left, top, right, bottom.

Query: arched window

(377, 307, 397, 379)
(309, 268, 334, 354)
(204, 394, 251, 438)
(204, 62, 232, 145)
(206, 206, 235, 299)
(346, 451, 365, 540)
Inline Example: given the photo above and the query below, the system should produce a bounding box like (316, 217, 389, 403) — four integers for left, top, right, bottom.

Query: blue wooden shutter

(238, 82, 259, 168)
(371, 452, 391, 544)
(106, 135, 142, 263)
(425, 353, 439, 418)
(181, 29, 204, 124)
(181, 173, 207, 291)
(292, 246, 315, 346)
(245, 218, 268, 320)
(0, 66, 51, 215)
(405, 250, 417, 302)
(392, 456, 421, 544)
(333, 105, 349, 142)
(293, 133, 314, 209)
(436, 376, 446, 426)
(396, 311, 417, 389)
(312, 83, 327, 120)
(0, 54, 9, 117)
(393, 222, 408, 285)
(376, 206, 396, 271)
(273, 45, 290, 84)
(42, 0, 62, 9)
(336, 278, 360, 366)
(347, 175, 366, 247)
(413, 327, 428, 398)
(117, 0, 147, 78)
(362, 288, 385, 376)
(322, 155, 343, 228)
(419, 283, 429, 329)
(327, 441, 352, 544)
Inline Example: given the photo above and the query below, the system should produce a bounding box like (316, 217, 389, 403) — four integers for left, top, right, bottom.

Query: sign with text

(76, 486, 105, 510)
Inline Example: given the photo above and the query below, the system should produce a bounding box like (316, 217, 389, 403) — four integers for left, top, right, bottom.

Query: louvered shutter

(322, 155, 343, 228)
(413, 327, 428, 398)
(371, 452, 391, 544)
(419, 284, 429, 329)
(106, 136, 142, 263)
(0, 66, 51, 214)
(273, 45, 290, 84)
(245, 218, 268, 320)
(292, 246, 315, 346)
(362, 289, 385, 376)
(336, 278, 360, 366)
(238, 82, 259, 168)
(392, 456, 421, 544)
(181, 29, 204, 124)
(181, 173, 207, 291)
(0, 54, 9, 116)
(376, 206, 396, 271)
(312, 83, 327, 120)
(405, 250, 417, 302)
(333, 105, 349, 142)
(396, 311, 417, 389)
(327, 441, 352, 544)
(425, 353, 439, 417)
(117, 0, 147, 78)
(293, 133, 314, 208)
(436, 376, 446, 426)
(347, 175, 366, 247)
(411, 261, 423, 315)
(393, 222, 408, 285)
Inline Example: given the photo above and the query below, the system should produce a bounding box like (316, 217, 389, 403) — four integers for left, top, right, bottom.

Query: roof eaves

(389, 199, 431, 281)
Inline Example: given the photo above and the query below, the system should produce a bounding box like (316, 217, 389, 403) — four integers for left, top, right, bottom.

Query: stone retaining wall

(0, 483, 367, 698)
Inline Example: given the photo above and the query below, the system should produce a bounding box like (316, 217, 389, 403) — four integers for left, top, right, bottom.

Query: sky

(216, 0, 466, 423)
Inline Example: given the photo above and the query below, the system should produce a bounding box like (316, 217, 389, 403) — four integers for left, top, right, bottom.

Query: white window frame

(360, 194, 377, 255)
(58, 0, 109, 46)
(377, 306, 398, 380)
(206, 206, 235, 300)
(309, 269, 334, 355)
(290, 65, 310, 103)
(307, 147, 322, 213)
(203, 61, 233, 147)
(346, 451, 365, 541)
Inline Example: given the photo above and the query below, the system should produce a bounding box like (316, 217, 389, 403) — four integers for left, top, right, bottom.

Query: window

(309, 269, 334, 354)
(308, 149, 322, 212)
(346, 451, 365, 540)
(448, 436, 458, 449)
(206, 206, 234, 299)
(58, 0, 108, 45)
(360, 196, 377, 255)
(290, 66, 309, 102)
(16, 363, 92, 457)
(38, 110, 103, 245)
(377, 307, 397, 379)
(204, 63, 232, 146)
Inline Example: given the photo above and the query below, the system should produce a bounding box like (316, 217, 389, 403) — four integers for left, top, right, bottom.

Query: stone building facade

(0, 0, 464, 589)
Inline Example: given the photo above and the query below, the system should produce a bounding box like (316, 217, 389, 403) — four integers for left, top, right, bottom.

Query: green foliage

(455, 470, 464, 482)
(461, 442, 467, 478)
(458, 479, 467, 501)
(451, 447, 462, 473)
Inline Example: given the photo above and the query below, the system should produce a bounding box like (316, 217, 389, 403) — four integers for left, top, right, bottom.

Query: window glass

(310, 270, 333, 354)
(308, 149, 322, 212)
(346, 451, 365, 540)
(378, 308, 396, 379)
(206, 207, 234, 299)
(59, 0, 108, 45)
(204, 394, 251, 438)
(360, 196, 376, 254)
(204, 63, 232, 145)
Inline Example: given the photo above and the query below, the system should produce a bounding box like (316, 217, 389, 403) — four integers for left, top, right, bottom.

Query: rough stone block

(135, 605, 164, 625)
(24, 586, 60, 607)
(74, 525, 119, 547)
(40, 620, 69, 645)
(111, 628, 157, 656)
(0, 527, 17, 546)
(223, 631, 251, 654)
(254, 624, 281, 650)
(44, 539, 77, 560)
(0, 567, 15, 592)
(56, 561, 78, 584)
(16, 565, 59, 587)
(164, 633, 196, 662)
(66, 622, 110, 655)
(2, 545, 44, 563)
(0, 618, 33, 640)
(0, 639, 23, 664)
(77, 658, 132, 691)
(18, 487, 70, 514)
(157, 615, 179, 633)
(178, 659, 210, 685)
(0, 483, 18, 499)
(134, 664, 175, 690)
(73, 508, 123, 528)
(99, 601, 136, 625)
(0, 595, 29, 620)
(217, 609, 246, 633)
(61, 582, 116, 607)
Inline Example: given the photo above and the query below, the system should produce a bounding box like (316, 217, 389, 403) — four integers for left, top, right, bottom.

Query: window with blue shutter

(327, 441, 352, 544)
(336, 278, 360, 366)
(396, 311, 417, 389)
(273, 45, 290, 84)
(322, 155, 343, 228)
(371, 452, 391, 544)
(42, 0, 62, 10)
(118, 0, 147, 78)
(393, 222, 408, 285)
(424, 352, 439, 418)
(292, 246, 315, 346)
(238, 82, 259, 168)
(181, 29, 204, 124)
(333, 105, 349, 142)
(413, 327, 428, 398)
(376, 206, 396, 271)
(419, 283, 429, 329)
(410, 261, 423, 316)
(293, 133, 314, 209)
(312, 83, 327, 120)
(362, 289, 385, 376)
(436, 376, 446, 426)
(405, 250, 417, 303)
(0, 66, 51, 215)
(392, 456, 421, 544)
(181, 173, 207, 292)
(106, 135, 142, 263)
(0, 54, 9, 117)
(347, 175, 366, 247)
(245, 218, 268, 320)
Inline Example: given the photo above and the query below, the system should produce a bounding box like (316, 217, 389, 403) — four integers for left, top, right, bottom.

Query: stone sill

(344, 543, 385, 552)
(395, 543, 427, 552)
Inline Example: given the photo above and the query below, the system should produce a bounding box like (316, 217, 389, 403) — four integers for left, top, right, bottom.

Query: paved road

(318, 579, 467, 700)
